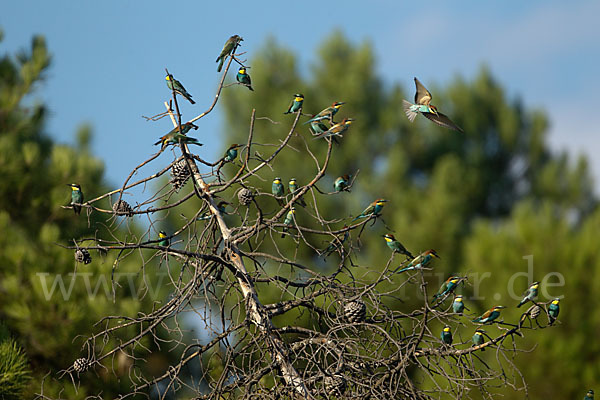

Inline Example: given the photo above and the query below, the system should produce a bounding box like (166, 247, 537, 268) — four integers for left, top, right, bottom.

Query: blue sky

(2, 1, 599, 189)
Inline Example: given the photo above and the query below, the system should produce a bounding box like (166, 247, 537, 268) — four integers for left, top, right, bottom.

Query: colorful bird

(272, 177, 285, 206)
(281, 207, 295, 238)
(165, 74, 195, 104)
(352, 198, 387, 222)
(284, 93, 304, 114)
(67, 183, 84, 215)
(309, 119, 330, 136)
(382, 234, 413, 258)
(236, 67, 253, 91)
(584, 389, 594, 400)
(440, 325, 452, 345)
(517, 281, 540, 308)
(223, 144, 242, 163)
(397, 249, 439, 273)
(288, 178, 307, 207)
(473, 306, 506, 324)
(304, 101, 345, 124)
(453, 295, 468, 314)
(154, 123, 202, 148)
(158, 231, 170, 247)
(312, 118, 354, 140)
(433, 276, 461, 299)
(402, 77, 463, 132)
(472, 329, 486, 351)
(548, 298, 560, 325)
(319, 227, 349, 258)
(216, 35, 243, 72)
(197, 201, 229, 220)
(334, 175, 351, 192)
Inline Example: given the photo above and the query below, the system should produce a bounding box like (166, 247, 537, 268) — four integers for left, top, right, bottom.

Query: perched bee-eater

(440, 325, 452, 345)
(313, 118, 354, 140)
(334, 175, 351, 192)
(517, 281, 540, 308)
(223, 144, 242, 163)
(304, 101, 345, 124)
(284, 93, 304, 114)
(272, 177, 285, 206)
(382, 234, 413, 258)
(310, 119, 330, 136)
(67, 183, 84, 215)
(402, 77, 463, 132)
(472, 329, 486, 351)
(352, 198, 387, 222)
(288, 178, 307, 207)
(433, 276, 461, 299)
(548, 298, 560, 325)
(155, 123, 202, 148)
(319, 226, 349, 258)
(281, 207, 295, 238)
(216, 35, 243, 72)
(165, 74, 195, 104)
(158, 231, 170, 247)
(453, 295, 468, 314)
(397, 249, 439, 273)
(584, 389, 594, 400)
(236, 67, 253, 91)
(473, 305, 506, 324)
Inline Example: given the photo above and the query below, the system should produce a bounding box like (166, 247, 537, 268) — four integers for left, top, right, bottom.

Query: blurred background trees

(0, 28, 597, 398)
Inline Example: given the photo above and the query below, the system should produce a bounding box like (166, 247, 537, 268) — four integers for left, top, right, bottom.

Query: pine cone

(73, 358, 91, 373)
(530, 305, 541, 319)
(323, 374, 347, 396)
(112, 200, 134, 216)
(170, 159, 191, 192)
(343, 299, 366, 323)
(74, 249, 92, 264)
(237, 188, 254, 206)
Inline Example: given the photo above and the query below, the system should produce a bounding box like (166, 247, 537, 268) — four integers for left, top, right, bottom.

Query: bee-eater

(216, 35, 243, 72)
(440, 325, 452, 345)
(154, 123, 202, 148)
(272, 177, 285, 206)
(584, 389, 594, 400)
(236, 67, 253, 91)
(284, 93, 304, 114)
(453, 295, 468, 314)
(517, 281, 539, 308)
(281, 207, 295, 238)
(304, 101, 345, 125)
(397, 249, 439, 273)
(68, 183, 84, 215)
(310, 119, 330, 136)
(312, 118, 354, 140)
(402, 77, 463, 132)
(158, 231, 170, 247)
(223, 144, 242, 163)
(382, 234, 413, 258)
(352, 198, 387, 222)
(319, 227, 349, 258)
(472, 329, 486, 351)
(165, 74, 195, 104)
(288, 178, 307, 207)
(334, 175, 351, 192)
(473, 305, 506, 324)
(433, 276, 461, 299)
(548, 298, 560, 325)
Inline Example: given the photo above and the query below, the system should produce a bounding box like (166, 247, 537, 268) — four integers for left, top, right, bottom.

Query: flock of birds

(65, 34, 591, 398)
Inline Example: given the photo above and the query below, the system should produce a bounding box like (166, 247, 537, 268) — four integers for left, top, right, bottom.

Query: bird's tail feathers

(403, 100, 418, 122)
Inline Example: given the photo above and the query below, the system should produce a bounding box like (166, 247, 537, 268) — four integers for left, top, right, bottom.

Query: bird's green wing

(422, 111, 464, 132)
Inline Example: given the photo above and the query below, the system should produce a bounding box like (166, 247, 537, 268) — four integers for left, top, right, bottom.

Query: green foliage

(221, 32, 598, 398)
(0, 31, 178, 398)
(0, 335, 31, 400)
